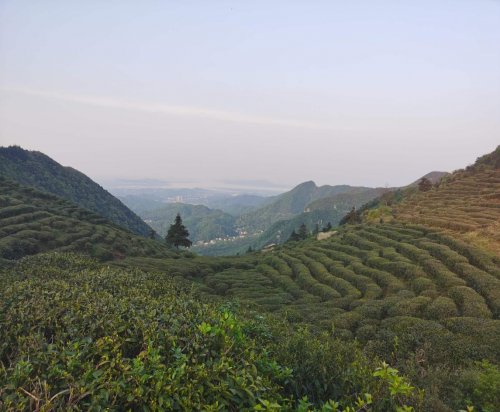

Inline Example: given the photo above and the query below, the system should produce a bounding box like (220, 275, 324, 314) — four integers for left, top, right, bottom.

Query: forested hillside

(237, 181, 376, 232)
(0, 146, 153, 237)
(138, 203, 238, 243)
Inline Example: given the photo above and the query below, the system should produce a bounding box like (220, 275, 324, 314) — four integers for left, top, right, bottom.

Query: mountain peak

(294, 180, 317, 189)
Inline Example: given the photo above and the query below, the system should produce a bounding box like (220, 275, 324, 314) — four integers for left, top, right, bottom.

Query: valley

(1, 145, 499, 411)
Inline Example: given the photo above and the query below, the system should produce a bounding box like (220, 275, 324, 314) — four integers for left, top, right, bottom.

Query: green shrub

(425, 296, 459, 320)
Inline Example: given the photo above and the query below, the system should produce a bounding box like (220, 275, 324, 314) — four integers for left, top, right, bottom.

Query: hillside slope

(119, 220, 500, 409)
(0, 177, 173, 264)
(406, 171, 449, 187)
(2, 149, 500, 409)
(196, 186, 389, 256)
(205, 194, 271, 216)
(139, 203, 238, 243)
(0, 146, 153, 237)
(247, 188, 387, 250)
(237, 181, 376, 232)
(395, 146, 500, 254)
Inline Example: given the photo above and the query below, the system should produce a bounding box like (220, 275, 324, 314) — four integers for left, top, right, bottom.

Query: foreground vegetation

(1, 253, 423, 411)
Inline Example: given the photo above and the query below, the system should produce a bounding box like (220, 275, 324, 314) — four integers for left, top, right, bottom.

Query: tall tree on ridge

(165, 214, 192, 249)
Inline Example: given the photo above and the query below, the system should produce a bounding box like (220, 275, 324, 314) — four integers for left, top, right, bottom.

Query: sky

(0, 1, 499, 189)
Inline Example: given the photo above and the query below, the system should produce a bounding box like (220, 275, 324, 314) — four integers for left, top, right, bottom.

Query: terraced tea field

(196, 223, 500, 362)
(0, 178, 172, 263)
(396, 166, 500, 255)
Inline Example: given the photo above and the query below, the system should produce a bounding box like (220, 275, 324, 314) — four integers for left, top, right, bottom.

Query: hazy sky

(1, 1, 499, 188)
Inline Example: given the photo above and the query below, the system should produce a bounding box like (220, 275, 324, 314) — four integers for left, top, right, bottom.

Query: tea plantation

(1, 253, 422, 411)
(108, 221, 500, 410)
(396, 166, 500, 255)
(1, 147, 500, 410)
(0, 177, 174, 265)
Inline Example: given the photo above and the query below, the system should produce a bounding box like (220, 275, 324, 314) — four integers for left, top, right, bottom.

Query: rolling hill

(394, 146, 500, 254)
(0, 146, 153, 237)
(23, 217, 498, 409)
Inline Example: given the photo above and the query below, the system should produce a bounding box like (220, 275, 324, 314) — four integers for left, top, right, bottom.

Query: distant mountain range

(195, 183, 389, 255)
(236, 181, 378, 231)
(0, 145, 454, 256)
(204, 194, 271, 216)
(0, 146, 153, 237)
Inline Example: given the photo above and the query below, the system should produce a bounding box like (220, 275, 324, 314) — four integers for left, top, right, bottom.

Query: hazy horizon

(1, 1, 499, 188)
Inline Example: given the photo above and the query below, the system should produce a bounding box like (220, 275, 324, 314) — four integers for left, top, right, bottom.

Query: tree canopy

(418, 177, 433, 192)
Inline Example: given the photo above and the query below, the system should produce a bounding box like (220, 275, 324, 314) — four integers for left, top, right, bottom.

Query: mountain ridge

(0, 146, 153, 237)
(236, 180, 375, 232)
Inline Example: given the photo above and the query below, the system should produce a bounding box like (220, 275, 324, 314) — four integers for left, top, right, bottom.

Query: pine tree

(288, 230, 301, 242)
(298, 223, 308, 240)
(340, 207, 361, 225)
(322, 222, 332, 232)
(149, 228, 157, 239)
(165, 214, 192, 249)
(313, 223, 320, 235)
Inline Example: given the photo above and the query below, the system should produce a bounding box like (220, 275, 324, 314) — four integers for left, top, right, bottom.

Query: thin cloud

(2, 87, 351, 132)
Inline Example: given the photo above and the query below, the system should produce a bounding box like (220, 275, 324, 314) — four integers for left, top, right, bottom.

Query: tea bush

(0, 253, 421, 411)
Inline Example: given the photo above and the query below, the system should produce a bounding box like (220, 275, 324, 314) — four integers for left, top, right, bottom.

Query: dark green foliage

(165, 214, 192, 249)
(0, 146, 153, 236)
(298, 223, 308, 240)
(188, 222, 500, 409)
(2, 151, 500, 410)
